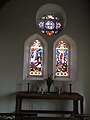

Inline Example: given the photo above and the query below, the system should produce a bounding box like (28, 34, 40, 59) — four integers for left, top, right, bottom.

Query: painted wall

(0, 0, 90, 114)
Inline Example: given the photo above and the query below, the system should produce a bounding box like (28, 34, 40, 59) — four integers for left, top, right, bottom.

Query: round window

(38, 14, 63, 35)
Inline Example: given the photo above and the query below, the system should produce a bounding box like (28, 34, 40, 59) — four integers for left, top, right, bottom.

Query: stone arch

(53, 34, 77, 81)
(23, 33, 48, 80)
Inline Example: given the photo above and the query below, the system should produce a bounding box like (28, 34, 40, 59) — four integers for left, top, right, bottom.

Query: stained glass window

(55, 41, 69, 76)
(29, 40, 43, 76)
(38, 14, 62, 35)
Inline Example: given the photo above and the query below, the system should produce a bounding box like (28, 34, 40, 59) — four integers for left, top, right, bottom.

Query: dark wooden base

(17, 117, 80, 120)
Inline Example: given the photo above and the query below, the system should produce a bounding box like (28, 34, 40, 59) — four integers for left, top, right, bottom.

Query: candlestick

(37, 84, 39, 93)
(69, 84, 72, 95)
(41, 88, 44, 94)
(27, 83, 30, 93)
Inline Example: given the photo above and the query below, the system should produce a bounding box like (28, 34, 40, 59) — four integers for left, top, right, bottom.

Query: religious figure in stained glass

(38, 14, 62, 35)
(56, 41, 69, 77)
(29, 40, 43, 76)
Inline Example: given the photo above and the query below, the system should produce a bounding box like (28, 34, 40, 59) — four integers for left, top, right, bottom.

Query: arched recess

(23, 33, 48, 80)
(36, 3, 67, 35)
(53, 34, 77, 81)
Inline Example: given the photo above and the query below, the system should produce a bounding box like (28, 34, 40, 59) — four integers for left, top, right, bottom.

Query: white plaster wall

(0, 0, 90, 114)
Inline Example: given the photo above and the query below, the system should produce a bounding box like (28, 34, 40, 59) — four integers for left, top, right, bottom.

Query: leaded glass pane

(29, 40, 43, 76)
(39, 21, 44, 29)
(56, 41, 69, 76)
(45, 21, 55, 30)
(38, 14, 62, 35)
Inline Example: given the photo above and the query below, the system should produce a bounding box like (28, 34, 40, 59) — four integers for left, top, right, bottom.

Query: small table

(16, 92, 83, 116)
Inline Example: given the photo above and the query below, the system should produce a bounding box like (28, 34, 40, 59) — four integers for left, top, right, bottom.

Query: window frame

(23, 33, 48, 80)
(53, 34, 77, 81)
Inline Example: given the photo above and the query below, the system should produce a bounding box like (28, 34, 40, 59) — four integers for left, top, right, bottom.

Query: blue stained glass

(56, 22, 61, 29)
(38, 14, 62, 35)
(39, 21, 44, 29)
(29, 40, 43, 76)
(45, 21, 55, 30)
(56, 49, 60, 55)
(55, 41, 69, 76)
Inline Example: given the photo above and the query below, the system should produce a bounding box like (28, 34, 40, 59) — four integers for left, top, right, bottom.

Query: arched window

(29, 40, 43, 76)
(53, 35, 77, 81)
(23, 33, 48, 80)
(55, 40, 69, 77)
(36, 3, 66, 36)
